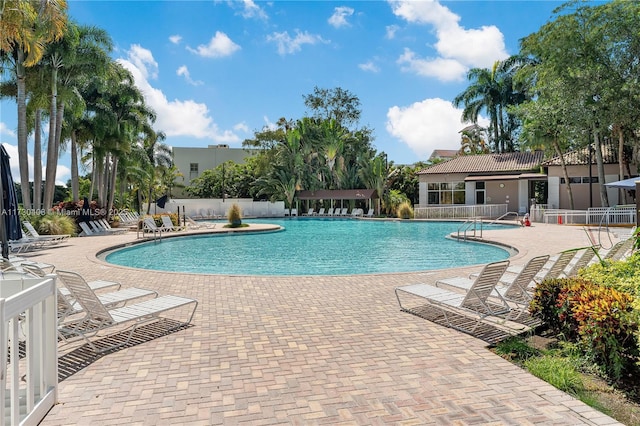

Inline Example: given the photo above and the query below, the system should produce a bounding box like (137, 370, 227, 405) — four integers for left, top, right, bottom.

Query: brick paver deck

(31, 221, 624, 425)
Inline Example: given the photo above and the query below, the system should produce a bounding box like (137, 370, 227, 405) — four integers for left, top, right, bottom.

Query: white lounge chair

(160, 215, 186, 231)
(57, 270, 197, 352)
(303, 208, 314, 216)
(437, 255, 549, 319)
(142, 218, 164, 238)
(502, 249, 576, 283)
(365, 208, 374, 218)
(290, 208, 298, 217)
(23, 221, 70, 244)
(395, 260, 511, 334)
(317, 208, 325, 216)
(186, 217, 216, 229)
(326, 207, 334, 217)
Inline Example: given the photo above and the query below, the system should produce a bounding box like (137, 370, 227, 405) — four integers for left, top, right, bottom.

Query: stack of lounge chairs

(395, 238, 637, 340)
(13, 262, 198, 353)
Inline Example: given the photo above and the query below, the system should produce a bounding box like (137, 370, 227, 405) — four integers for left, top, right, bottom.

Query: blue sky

(0, 0, 568, 185)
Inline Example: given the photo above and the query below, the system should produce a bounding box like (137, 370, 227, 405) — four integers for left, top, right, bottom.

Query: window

(189, 163, 199, 179)
(426, 181, 465, 205)
(560, 176, 599, 184)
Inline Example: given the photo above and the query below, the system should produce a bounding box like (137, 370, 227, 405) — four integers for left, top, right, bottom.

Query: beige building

(172, 144, 259, 197)
(417, 145, 637, 212)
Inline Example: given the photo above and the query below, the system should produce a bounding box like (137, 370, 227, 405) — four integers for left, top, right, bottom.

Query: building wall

(418, 173, 521, 212)
(546, 164, 631, 209)
(172, 145, 258, 198)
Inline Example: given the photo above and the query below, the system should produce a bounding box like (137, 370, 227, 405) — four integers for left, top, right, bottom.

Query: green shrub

(530, 277, 639, 381)
(396, 201, 414, 219)
(524, 355, 585, 396)
(33, 213, 76, 235)
(227, 203, 242, 227)
(578, 252, 640, 309)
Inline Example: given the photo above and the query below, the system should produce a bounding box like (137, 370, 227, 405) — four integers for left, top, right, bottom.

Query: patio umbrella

(604, 177, 640, 189)
(0, 145, 22, 259)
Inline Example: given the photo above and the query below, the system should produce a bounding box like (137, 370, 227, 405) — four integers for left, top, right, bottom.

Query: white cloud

(223, 0, 268, 20)
(386, 98, 489, 159)
(169, 34, 182, 45)
(263, 116, 277, 130)
(2, 143, 69, 185)
(176, 65, 203, 86)
(233, 122, 249, 133)
(119, 45, 240, 143)
(397, 48, 467, 82)
(385, 25, 399, 39)
(389, 0, 508, 81)
(328, 6, 354, 28)
(187, 31, 241, 58)
(358, 61, 379, 73)
(0, 122, 15, 137)
(126, 44, 158, 80)
(266, 30, 329, 56)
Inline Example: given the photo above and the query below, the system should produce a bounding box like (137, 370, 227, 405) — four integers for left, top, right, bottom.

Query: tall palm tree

(1, 0, 67, 208)
(40, 21, 112, 208)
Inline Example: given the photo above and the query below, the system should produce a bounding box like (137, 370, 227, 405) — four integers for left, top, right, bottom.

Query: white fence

(0, 274, 58, 426)
(414, 204, 508, 220)
(145, 199, 286, 218)
(535, 205, 637, 226)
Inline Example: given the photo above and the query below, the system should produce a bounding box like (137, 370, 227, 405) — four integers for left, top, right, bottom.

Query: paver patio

(30, 221, 624, 425)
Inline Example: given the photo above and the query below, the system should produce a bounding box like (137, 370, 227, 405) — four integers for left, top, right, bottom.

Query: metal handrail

(457, 217, 483, 241)
(487, 211, 521, 226)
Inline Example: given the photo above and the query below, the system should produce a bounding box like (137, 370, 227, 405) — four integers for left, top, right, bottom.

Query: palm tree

(40, 21, 112, 208)
(1, 0, 68, 208)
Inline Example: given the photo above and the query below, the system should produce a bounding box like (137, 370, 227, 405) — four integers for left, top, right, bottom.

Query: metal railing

(540, 206, 636, 226)
(414, 204, 508, 220)
(487, 211, 521, 226)
(457, 217, 483, 241)
(0, 275, 58, 426)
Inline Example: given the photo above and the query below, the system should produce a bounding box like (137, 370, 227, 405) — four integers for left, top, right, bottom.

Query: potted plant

(227, 203, 242, 227)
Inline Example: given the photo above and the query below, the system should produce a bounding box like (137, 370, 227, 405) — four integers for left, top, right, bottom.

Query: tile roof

(418, 151, 545, 175)
(429, 149, 458, 159)
(542, 142, 622, 166)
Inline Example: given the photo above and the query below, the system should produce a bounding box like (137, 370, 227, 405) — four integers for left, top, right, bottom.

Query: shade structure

(604, 177, 640, 189)
(0, 145, 22, 258)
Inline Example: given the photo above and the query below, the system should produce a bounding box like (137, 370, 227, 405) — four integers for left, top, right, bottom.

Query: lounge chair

(317, 208, 325, 216)
(601, 237, 635, 261)
(503, 249, 576, 282)
(53, 270, 158, 321)
(341, 208, 349, 216)
(290, 208, 298, 217)
(564, 246, 599, 277)
(23, 221, 70, 244)
(365, 208, 374, 218)
(437, 255, 549, 320)
(186, 217, 216, 229)
(78, 221, 96, 237)
(395, 260, 511, 334)
(57, 269, 196, 352)
(160, 215, 186, 231)
(142, 218, 164, 238)
(303, 208, 314, 216)
(326, 207, 334, 217)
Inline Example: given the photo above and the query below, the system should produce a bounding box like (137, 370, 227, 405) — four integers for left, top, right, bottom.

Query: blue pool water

(104, 219, 513, 276)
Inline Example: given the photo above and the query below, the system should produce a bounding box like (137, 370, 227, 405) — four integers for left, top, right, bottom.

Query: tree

(303, 86, 361, 129)
(1, 0, 68, 208)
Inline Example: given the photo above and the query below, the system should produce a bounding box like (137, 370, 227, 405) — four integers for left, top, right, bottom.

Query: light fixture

(499, 183, 505, 188)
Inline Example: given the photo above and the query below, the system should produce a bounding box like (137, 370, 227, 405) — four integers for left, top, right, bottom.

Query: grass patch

(492, 334, 640, 426)
(524, 355, 584, 395)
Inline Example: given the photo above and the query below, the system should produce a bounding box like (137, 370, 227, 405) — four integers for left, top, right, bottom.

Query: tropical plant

(396, 200, 414, 219)
(227, 203, 242, 227)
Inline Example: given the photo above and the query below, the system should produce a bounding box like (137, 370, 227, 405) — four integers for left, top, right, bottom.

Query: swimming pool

(103, 219, 514, 276)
